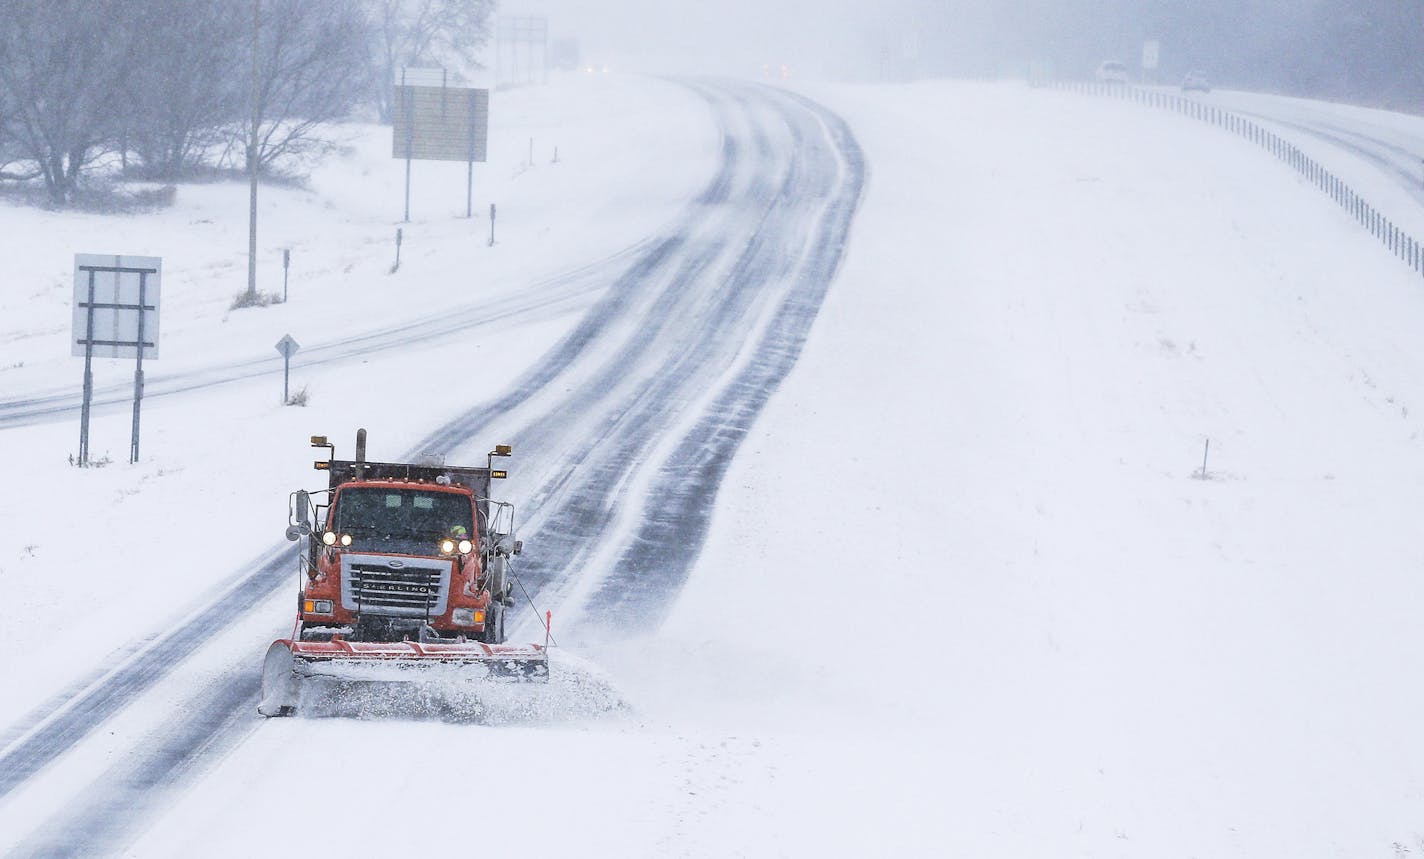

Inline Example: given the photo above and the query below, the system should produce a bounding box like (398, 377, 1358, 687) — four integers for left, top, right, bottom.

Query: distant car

(1095, 61, 1129, 84)
(1181, 71, 1211, 93)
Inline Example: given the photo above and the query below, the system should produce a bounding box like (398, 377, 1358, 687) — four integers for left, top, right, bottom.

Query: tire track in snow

(504, 87, 857, 627)
(0, 243, 642, 429)
(1232, 108, 1424, 201)
(588, 93, 865, 628)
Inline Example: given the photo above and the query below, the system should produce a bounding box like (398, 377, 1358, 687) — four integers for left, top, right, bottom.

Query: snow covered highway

(3, 72, 1424, 857)
(0, 78, 863, 856)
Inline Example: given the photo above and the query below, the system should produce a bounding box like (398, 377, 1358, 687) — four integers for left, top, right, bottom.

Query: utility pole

(246, 0, 260, 302)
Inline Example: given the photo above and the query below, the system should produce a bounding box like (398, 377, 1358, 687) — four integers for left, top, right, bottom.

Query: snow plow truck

(259, 429, 547, 716)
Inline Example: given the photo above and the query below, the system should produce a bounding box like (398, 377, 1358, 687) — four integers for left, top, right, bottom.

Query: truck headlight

(457, 539, 473, 554)
(452, 608, 486, 626)
(439, 539, 456, 555)
(321, 531, 337, 546)
(303, 599, 334, 614)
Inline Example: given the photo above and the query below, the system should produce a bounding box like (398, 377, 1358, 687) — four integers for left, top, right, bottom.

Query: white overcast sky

(496, 0, 928, 79)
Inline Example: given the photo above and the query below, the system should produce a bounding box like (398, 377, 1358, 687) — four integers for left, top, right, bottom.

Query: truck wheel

(483, 602, 506, 644)
(487, 556, 508, 603)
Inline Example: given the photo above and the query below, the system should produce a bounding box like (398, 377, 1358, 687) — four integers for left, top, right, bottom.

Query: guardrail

(1041, 80, 1424, 278)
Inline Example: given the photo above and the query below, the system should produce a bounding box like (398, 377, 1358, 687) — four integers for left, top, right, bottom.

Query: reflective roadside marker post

(282, 248, 290, 302)
(275, 334, 300, 404)
(72, 254, 161, 466)
(393, 228, 403, 273)
(489, 203, 496, 247)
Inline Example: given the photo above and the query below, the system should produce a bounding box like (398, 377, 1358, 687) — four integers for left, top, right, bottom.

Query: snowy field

(4, 74, 1424, 856)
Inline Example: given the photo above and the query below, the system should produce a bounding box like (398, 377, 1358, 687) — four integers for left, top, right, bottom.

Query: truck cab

(289, 433, 517, 645)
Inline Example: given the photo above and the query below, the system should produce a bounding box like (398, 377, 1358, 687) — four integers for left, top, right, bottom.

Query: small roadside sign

(275, 334, 300, 403)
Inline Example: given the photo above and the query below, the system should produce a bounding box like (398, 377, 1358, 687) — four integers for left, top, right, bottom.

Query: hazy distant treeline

(0, 0, 492, 206)
(913, 0, 1424, 107)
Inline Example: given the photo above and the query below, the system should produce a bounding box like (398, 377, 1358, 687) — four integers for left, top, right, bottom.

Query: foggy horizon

(504, 0, 1424, 108)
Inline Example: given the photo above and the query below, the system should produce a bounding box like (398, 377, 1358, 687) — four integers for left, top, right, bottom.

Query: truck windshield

(333, 488, 473, 541)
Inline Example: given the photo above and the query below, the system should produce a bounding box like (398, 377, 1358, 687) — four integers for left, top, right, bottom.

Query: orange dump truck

(259, 429, 546, 716)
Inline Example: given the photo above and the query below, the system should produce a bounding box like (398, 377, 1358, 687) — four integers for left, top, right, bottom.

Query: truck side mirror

(494, 534, 522, 557)
(288, 491, 312, 540)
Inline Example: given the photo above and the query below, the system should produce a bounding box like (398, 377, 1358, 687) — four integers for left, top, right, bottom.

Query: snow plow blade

(258, 638, 548, 717)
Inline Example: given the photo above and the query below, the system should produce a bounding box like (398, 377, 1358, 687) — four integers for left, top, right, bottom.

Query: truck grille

(340, 554, 451, 618)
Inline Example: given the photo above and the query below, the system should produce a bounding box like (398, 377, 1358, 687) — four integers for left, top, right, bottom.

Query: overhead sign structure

(392, 67, 490, 220)
(72, 253, 161, 465)
(495, 16, 549, 86)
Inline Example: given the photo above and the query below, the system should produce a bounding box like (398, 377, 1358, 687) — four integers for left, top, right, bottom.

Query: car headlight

(457, 538, 473, 554)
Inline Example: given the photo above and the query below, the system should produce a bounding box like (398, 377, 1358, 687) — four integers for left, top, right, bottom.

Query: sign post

(275, 334, 300, 404)
(467, 87, 480, 217)
(78, 268, 97, 466)
(72, 254, 162, 465)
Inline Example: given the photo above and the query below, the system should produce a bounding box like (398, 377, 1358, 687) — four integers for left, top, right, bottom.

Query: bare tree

(365, 0, 495, 123)
(0, 0, 377, 205)
(123, 0, 248, 179)
(0, 64, 29, 180)
(0, 0, 143, 205)
(239, 0, 370, 174)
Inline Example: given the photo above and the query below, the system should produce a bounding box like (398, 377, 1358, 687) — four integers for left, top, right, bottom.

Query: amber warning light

(311, 434, 334, 469)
